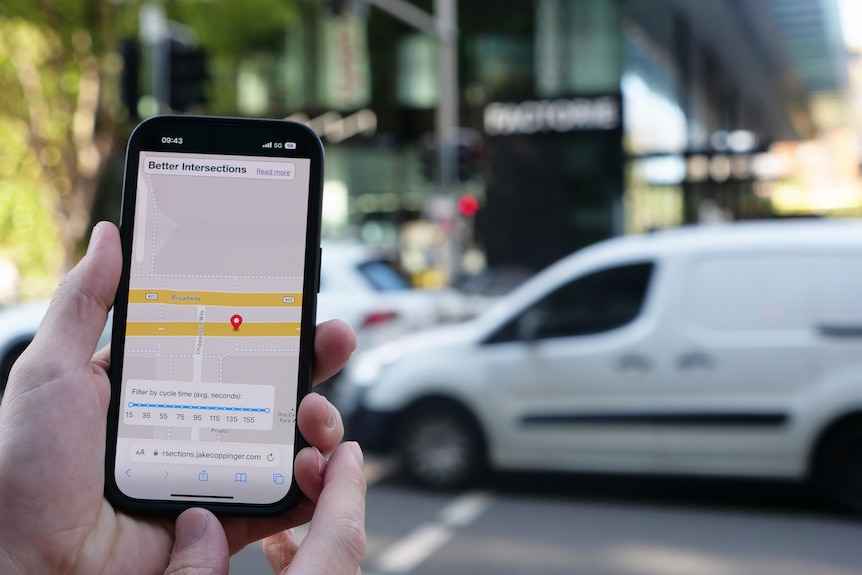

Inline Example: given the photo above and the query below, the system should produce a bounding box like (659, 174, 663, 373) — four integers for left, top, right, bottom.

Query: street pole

(435, 0, 458, 193)
(367, 0, 460, 278)
(435, 0, 459, 279)
(367, 0, 458, 182)
(139, 3, 169, 113)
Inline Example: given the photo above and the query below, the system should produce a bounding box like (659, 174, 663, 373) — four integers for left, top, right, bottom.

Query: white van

(336, 220, 862, 509)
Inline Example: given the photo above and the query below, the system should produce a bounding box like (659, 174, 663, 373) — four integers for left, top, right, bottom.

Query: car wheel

(815, 423, 862, 512)
(397, 402, 485, 489)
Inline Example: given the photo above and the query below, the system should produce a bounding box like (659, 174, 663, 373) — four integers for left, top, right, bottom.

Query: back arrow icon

(125, 468, 131, 478)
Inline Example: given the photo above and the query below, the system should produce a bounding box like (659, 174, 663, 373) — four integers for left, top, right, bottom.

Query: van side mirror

(517, 308, 545, 343)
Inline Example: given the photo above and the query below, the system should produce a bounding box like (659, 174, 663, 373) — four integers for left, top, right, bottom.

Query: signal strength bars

(262, 142, 274, 148)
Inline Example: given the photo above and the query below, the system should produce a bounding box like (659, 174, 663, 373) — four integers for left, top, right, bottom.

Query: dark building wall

(471, 0, 625, 270)
(483, 130, 623, 270)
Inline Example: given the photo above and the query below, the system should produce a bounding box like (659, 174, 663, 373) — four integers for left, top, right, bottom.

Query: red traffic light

(458, 193, 480, 217)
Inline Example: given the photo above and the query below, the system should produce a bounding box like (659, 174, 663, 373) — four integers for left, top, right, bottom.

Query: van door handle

(677, 351, 714, 371)
(617, 354, 651, 373)
(818, 324, 862, 338)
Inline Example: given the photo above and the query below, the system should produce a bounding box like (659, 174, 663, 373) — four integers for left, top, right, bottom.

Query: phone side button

(317, 247, 322, 293)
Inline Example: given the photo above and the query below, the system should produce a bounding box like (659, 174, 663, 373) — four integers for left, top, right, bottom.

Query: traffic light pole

(139, 2, 207, 114)
(139, 3, 169, 114)
(435, 0, 458, 192)
(367, 0, 460, 276)
(367, 0, 458, 190)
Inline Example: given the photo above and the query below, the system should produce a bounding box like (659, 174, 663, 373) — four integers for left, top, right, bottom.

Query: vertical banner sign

(319, 13, 371, 111)
(397, 34, 439, 108)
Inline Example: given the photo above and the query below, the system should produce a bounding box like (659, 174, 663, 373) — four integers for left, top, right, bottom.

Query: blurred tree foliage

(0, 0, 301, 299)
(170, 0, 300, 54)
(0, 118, 63, 299)
(167, 0, 302, 116)
(0, 0, 132, 297)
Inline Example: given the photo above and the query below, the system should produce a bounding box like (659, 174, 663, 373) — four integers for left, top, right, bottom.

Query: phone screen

(107, 117, 322, 513)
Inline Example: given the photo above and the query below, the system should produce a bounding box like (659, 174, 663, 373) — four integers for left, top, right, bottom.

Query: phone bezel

(105, 115, 324, 516)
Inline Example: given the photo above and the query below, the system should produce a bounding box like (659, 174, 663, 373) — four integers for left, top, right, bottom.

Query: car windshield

(357, 260, 411, 292)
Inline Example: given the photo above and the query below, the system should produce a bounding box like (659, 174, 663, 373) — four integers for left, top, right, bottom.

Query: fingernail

(326, 401, 337, 429)
(316, 447, 327, 475)
(86, 223, 102, 255)
(174, 508, 208, 551)
(346, 441, 364, 467)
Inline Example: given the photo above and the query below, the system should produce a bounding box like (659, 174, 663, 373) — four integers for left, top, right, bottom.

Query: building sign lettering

(483, 96, 620, 136)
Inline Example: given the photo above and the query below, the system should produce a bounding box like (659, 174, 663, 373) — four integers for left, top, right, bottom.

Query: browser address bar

(143, 157, 296, 180)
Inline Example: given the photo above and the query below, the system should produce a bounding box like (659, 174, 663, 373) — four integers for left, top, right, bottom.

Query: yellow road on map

(126, 321, 302, 337)
(128, 289, 302, 307)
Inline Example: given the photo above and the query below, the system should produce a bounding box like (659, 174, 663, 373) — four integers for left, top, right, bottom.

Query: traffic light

(457, 140, 481, 182)
(458, 193, 480, 217)
(324, 0, 345, 14)
(419, 130, 483, 184)
(119, 38, 140, 118)
(168, 38, 208, 112)
(420, 141, 437, 182)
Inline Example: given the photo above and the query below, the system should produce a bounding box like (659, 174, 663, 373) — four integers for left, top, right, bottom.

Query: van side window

(485, 262, 654, 343)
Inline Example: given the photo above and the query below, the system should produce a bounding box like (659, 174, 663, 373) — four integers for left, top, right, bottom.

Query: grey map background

(120, 151, 313, 445)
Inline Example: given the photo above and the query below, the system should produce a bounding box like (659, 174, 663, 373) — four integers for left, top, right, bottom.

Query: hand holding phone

(106, 116, 324, 515)
(0, 222, 365, 574)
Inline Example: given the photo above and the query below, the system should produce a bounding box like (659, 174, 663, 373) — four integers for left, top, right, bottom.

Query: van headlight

(335, 343, 404, 416)
(347, 342, 404, 387)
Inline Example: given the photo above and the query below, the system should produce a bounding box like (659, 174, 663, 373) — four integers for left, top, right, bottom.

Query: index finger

(271, 442, 367, 575)
(311, 319, 356, 386)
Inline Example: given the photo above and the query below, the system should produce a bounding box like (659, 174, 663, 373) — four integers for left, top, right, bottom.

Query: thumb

(163, 508, 230, 575)
(12, 221, 121, 390)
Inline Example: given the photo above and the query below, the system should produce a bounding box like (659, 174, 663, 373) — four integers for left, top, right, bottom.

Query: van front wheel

(397, 403, 485, 489)
(816, 423, 862, 512)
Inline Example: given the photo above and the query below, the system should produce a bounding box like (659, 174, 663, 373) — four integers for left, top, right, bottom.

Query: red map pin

(230, 314, 243, 330)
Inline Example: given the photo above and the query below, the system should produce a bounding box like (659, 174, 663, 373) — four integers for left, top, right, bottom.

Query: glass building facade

(217, 0, 825, 274)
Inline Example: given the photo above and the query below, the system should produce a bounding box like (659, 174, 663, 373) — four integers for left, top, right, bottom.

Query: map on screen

(114, 150, 313, 503)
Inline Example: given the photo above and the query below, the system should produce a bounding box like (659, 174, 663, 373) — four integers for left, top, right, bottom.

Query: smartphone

(106, 116, 324, 516)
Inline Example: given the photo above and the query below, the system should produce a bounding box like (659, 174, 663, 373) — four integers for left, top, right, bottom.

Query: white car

(336, 220, 862, 511)
(0, 242, 452, 393)
(318, 242, 460, 351)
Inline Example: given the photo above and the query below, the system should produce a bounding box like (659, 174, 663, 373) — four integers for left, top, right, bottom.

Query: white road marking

(374, 524, 454, 574)
(231, 465, 490, 575)
(372, 491, 493, 574)
(438, 491, 492, 528)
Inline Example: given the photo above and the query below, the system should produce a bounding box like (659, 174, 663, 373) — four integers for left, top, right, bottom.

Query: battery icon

(285, 142, 297, 150)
